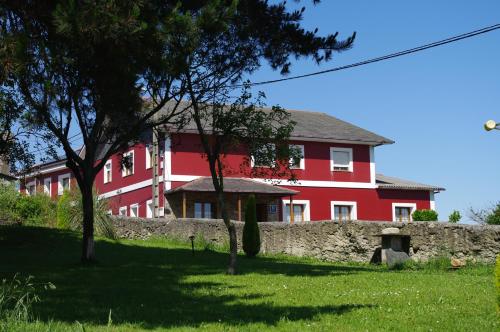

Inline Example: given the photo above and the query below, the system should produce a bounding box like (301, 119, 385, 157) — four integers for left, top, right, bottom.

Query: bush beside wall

(412, 209, 438, 221)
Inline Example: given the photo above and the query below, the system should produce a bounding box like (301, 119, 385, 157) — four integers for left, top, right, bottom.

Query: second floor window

(146, 146, 153, 169)
(104, 160, 112, 183)
(289, 145, 305, 169)
(331, 147, 353, 172)
(122, 151, 134, 177)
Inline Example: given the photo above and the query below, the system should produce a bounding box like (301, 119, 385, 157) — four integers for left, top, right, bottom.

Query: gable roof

(158, 102, 394, 146)
(376, 174, 445, 192)
(165, 177, 298, 196)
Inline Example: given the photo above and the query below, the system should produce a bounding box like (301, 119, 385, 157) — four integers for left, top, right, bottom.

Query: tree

(0, 1, 193, 261)
(469, 202, 500, 225)
(448, 210, 461, 223)
(243, 194, 260, 258)
(180, 0, 355, 273)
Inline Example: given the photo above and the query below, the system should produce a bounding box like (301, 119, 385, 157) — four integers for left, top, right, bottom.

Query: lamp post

(484, 120, 500, 131)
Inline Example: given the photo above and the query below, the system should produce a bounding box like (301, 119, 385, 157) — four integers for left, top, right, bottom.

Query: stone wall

(112, 217, 500, 263)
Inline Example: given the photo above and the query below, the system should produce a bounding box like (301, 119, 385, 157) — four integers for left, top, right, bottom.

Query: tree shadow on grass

(0, 226, 374, 329)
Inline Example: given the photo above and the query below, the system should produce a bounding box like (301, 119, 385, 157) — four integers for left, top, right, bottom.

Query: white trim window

(57, 174, 71, 195)
(146, 199, 153, 218)
(392, 203, 417, 222)
(104, 160, 112, 184)
(331, 201, 358, 221)
(251, 143, 275, 168)
(330, 147, 353, 172)
(282, 199, 310, 223)
(145, 145, 153, 169)
(26, 181, 36, 196)
(194, 202, 214, 219)
(43, 178, 51, 196)
(130, 203, 139, 218)
(106, 210, 113, 216)
(122, 150, 134, 177)
(119, 206, 127, 216)
(289, 144, 305, 170)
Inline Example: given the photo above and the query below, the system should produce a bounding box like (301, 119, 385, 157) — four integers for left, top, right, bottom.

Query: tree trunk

(80, 179, 95, 263)
(217, 191, 237, 275)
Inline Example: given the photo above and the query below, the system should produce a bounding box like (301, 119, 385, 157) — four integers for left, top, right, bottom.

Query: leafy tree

(468, 202, 500, 225)
(0, 1, 193, 261)
(243, 194, 260, 258)
(412, 209, 438, 222)
(180, 0, 355, 274)
(448, 210, 461, 223)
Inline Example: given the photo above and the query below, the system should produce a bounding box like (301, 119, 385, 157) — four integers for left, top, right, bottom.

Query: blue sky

(246, 1, 500, 222)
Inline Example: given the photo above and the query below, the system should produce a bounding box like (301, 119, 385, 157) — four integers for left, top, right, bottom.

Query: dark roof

(159, 102, 394, 146)
(376, 174, 445, 192)
(165, 177, 298, 196)
(0, 172, 17, 181)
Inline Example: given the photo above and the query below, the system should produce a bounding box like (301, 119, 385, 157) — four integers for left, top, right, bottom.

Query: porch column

(237, 195, 242, 221)
(182, 192, 186, 218)
(289, 195, 294, 224)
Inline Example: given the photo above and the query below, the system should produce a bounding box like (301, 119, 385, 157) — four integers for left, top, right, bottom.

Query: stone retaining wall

(112, 217, 500, 263)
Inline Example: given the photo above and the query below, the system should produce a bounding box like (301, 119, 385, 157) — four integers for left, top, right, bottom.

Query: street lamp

(484, 120, 500, 131)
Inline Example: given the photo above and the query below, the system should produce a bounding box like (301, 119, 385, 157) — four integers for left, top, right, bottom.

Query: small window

(130, 204, 139, 218)
(106, 210, 112, 216)
(43, 178, 51, 196)
(331, 201, 357, 221)
(104, 160, 112, 183)
(62, 177, 70, 190)
(251, 144, 275, 168)
(26, 182, 36, 196)
(58, 174, 71, 195)
(146, 200, 153, 218)
(395, 207, 412, 222)
(194, 202, 214, 219)
(119, 206, 127, 216)
(146, 146, 153, 169)
(284, 203, 305, 223)
(331, 147, 353, 172)
(289, 145, 305, 169)
(122, 151, 134, 177)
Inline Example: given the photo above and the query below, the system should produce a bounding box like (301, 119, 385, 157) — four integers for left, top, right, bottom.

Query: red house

(21, 109, 444, 223)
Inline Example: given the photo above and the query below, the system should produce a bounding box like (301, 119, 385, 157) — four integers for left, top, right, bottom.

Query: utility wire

(236, 23, 500, 87)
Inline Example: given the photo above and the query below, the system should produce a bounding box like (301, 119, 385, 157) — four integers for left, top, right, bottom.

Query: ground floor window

(392, 203, 416, 222)
(282, 200, 310, 223)
(331, 201, 358, 221)
(195, 202, 214, 219)
(130, 204, 139, 218)
(119, 206, 127, 216)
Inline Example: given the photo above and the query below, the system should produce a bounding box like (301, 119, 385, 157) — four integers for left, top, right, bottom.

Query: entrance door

(256, 203, 268, 222)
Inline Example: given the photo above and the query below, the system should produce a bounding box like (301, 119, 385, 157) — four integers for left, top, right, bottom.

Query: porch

(164, 177, 301, 222)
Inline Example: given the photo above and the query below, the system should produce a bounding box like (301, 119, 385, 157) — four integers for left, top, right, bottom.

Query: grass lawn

(0, 225, 498, 331)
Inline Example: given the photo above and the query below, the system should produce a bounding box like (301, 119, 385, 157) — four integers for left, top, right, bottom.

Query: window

(251, 144, 275, 168)
(58, 174, 71, 195)
(146, 200, 153, 218)
(130, 204, 139, 218)
(119, 206, 127, 216)
(43, 178, 51, 196)
(146, 146, 153, 169)
(331, 201, 358, 221)
(194, 202, 214, 219)
(104, 160, 112, 183)
(106, 210, 113, 216)
(282, 200, 310, 223)
(392, 203, 416, 222)
(122, 150, 134, 177)
(26, 181, 36, 196)
(330, 147, 353, 172)
(289, 145, 305, 169)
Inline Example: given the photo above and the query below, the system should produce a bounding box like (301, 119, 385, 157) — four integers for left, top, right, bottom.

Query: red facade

(21, 130, 439, 222)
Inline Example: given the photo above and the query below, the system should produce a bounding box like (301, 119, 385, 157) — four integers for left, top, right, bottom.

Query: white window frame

(145, 145, 153, 169)
(251, 143, 276, 168)
(331, 201, 358, 221)
(106, 210, 113, 216)
(289, 144, 305, 170)
(103, 160, 112, 184)
(330, 147, 353, 172)
(43, 178, 51, 196)
(392, 203, 417, 222)
(146, 199, 153, 218)
(25, 180, 36, 196)
(119, 206, 128, 216)
(130, 203, 139, 218)
(122, 150, 135, 177)
(57, 174, 71, 195)
(281, 199, 310, 223)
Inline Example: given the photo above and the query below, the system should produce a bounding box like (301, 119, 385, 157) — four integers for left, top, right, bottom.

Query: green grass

(0, 225, 498, 331)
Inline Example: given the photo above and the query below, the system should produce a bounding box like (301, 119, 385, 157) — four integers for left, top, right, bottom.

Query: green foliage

(56, 187, 116, 239)
(485, 203, 500, 225)
(0, 275, 39, 323)
(0, 182, 21, 222)
(242, 194, 260, 257)
(496, 255, 500, 312)
(448, 210, 461, 223)
(14, 193, 56, 227)
(412, 209, 438, 221)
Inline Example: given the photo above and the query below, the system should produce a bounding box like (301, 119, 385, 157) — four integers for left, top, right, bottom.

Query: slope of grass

(0, 225, 497, 331)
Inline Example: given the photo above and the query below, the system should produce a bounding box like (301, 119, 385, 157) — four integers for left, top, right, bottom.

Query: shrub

(56, 187, 116, 239)
(448, 210, 461, 223)
(412, 209, 438, 221)
(0, 182, 21, 222)
(486, 203, 500, 225)
(15, 194, 56, 227)
(242, 194, 260, 257)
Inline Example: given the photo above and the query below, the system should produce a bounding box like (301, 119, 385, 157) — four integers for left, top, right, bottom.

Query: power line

(236, 23, 500, 87)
